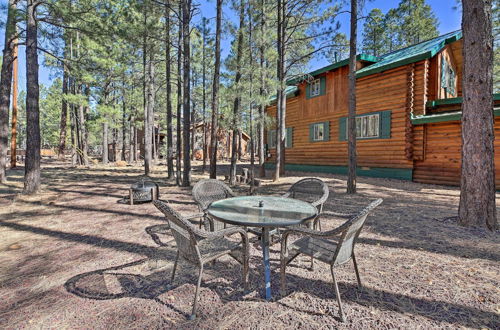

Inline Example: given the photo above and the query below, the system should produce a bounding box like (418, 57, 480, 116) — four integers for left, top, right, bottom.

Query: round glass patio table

(207, 196, 318, 300)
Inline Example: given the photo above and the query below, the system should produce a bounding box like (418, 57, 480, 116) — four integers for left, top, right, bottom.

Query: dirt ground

(0, 159, 499, 329)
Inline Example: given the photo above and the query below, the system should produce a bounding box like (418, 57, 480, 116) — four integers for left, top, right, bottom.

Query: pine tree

(361, 8, 385, 57)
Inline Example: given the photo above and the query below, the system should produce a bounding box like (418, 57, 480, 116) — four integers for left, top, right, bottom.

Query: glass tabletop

(207, 196, 318, 227)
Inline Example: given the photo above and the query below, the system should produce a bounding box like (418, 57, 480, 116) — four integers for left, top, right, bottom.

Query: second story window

(306, 76, 326, 99)
(310, 79, 321, 97)
(441, 56, 457, 97)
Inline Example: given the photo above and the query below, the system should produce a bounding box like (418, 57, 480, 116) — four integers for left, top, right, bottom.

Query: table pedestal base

(261, 227, 272, 301)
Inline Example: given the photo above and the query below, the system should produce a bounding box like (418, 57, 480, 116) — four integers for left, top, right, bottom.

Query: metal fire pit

(128, 180, 159, 205)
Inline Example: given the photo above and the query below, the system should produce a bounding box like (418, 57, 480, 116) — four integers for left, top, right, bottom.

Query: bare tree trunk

(77, 85, 88, 166)
(133, 125, 138, 162)
(128, 119, 132, 163)
(112, 128, 117, 162)
(181, 0, 192, 187)
(70, 103, 76, 165)
(102, 122, 108, 164)
(274, 0, 286, 181)
(121, 78, 127, 162)
(248, 3, 255, 194)
(347, 0, 358, 194)
(10, 37, 18, 168)
(201, 18, 208, 173)
(143, 4, 152, 176)
(165, 1, 174, 179)
(176, 0, 183, 185)
(0, 0, 17, 183)
(24, 0, 41, 194)
(459, 0, 497, 231)
(258, 0, 266, 178)
(58, 59, 68, 160)
(209, 0, 223, 179)
(229, 0, 245, 186)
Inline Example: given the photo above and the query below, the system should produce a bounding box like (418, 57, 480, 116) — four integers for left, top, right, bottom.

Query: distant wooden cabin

(191, 123, 250, 160)
(265, 30, 500, 188)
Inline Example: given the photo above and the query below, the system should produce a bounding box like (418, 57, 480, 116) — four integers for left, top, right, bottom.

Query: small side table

(129, 180, 160, 205)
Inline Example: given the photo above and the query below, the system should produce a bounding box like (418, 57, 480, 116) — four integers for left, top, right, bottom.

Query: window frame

(347, 113, 380, 139)
(310, 78, 321, 97)
(312, 123, 324, 141)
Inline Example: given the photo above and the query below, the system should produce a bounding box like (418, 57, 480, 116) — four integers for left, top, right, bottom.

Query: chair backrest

(332, 198, 383, 266)
(153, 200, 200, 263)
(192, 179, 235, 211)
(285, 178, 329, 212)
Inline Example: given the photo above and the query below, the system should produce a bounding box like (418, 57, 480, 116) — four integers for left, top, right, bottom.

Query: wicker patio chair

(153, 200, 249, 320)
(283, 177, 330, 231)
(280, 198, 383, 322)
(192, 179, 236, 231)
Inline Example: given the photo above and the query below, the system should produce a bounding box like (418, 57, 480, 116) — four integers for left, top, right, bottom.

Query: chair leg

(189, 264, 204, 320)
(171, 251, 179, 283)
(331, 266, 345, 322)
(280, 257, 287, 296)
(352, 253, 362, 288)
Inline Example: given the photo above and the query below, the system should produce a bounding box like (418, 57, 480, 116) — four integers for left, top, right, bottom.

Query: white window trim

(312, 123, 325, 141)
(310, 79, 321, 97)
(346, 114, 380, 139)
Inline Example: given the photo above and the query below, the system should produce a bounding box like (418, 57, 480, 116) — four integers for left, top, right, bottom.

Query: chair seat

(198, 237, 242, 263)
(289, 236, 339, 264)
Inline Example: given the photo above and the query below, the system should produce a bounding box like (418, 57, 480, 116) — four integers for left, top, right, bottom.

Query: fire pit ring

(128, 180, 160, 205)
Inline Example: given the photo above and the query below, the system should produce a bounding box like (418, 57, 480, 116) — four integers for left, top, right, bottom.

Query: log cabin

(265, 30, 500, 187)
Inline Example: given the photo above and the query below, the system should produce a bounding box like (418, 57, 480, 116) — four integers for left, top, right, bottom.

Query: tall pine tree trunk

(209, 0, 223, 179)
(143, 4, 152, 176)
(201, 18, 208, 173)
(24, 0, 41, 194)
(258, 0, 266, 178)
(181, 0, 192, 187)
(58, 59, 69, 160)
(229, 0, 245, 186)
(347, 0, 358, 194)
(102, 122, 108, 164)
(165, 0, 174, 179)
(0, 0, 17, 183)
(10, 37, 18, 168)
(274, 0, 286, 181)
(176, 0, 183, 185)
(458, 0, 497, 231)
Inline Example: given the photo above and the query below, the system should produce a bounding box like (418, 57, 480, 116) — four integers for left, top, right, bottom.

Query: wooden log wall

(266, 64, 416, 170)
(413, 117, 500, 188)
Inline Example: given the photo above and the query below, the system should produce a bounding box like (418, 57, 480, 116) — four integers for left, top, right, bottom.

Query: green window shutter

(339, 117, 347, 141)
(285, 127, 293, 148)
(323, 121, 330, 141)
(267, 130, 271, 147)
(380, 111, 392, 139)
(320, 77, 326, 96)
(305, 83, 311, 99)
(309, 124, 314, 142)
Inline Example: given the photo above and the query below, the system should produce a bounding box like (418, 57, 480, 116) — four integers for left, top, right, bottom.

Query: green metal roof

(268, 85, 299, 104)
(426, 94, 500, 108)
(287, 54, 379, 85)
(411, 106, 500, 125)
(356, 30, 462, 78)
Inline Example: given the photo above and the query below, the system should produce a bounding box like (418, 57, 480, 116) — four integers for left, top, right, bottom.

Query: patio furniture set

(152, 178, 382, 321)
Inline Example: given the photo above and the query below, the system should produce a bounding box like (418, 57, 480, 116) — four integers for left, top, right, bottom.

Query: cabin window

(352, 114, 380, 138)
(310, 79, 321, 97)
(267, 128, 293, 148)
(306, 76, 326, 99)
(441, 57, 456, 97)
(309, 122, 330, 142)
(339, 111, 391, 141)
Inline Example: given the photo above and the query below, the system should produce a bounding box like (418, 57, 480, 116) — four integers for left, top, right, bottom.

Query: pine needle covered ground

(0, 160, 498, 329)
